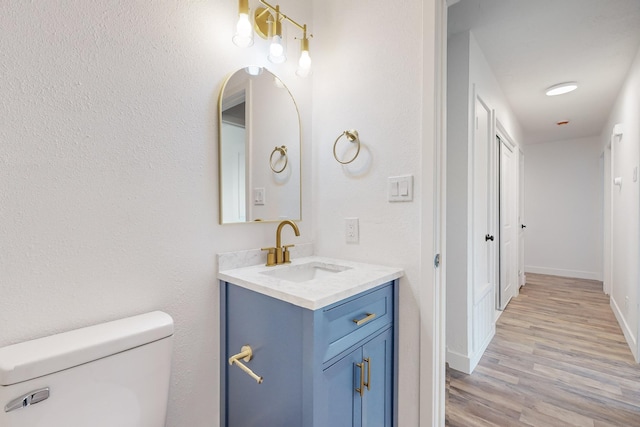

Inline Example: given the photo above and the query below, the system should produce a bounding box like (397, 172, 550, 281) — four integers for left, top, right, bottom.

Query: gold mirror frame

(218, 67, 302, 224)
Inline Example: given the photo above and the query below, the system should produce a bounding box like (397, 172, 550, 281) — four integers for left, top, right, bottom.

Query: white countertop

(218, 256, 404, 310)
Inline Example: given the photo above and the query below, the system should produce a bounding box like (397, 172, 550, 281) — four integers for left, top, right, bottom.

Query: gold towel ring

(269, 145, 288, 173)
(333, 130, 361, 165)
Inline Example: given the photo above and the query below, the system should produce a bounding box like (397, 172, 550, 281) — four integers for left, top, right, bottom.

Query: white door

(471, 95, 497, 357)
(498, 136, 516, 310)
(473, 98, 494, 297)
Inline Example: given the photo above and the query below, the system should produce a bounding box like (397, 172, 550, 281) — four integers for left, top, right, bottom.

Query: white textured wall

(524, 136, 603, 280)
(601, 45, 640, 360)
(312, 0, 434, 424)
(0, 1, 312, 426)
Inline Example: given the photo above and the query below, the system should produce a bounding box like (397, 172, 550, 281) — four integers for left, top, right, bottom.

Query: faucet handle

(261, 247, 277, 267)
(282, 244, 295, 264)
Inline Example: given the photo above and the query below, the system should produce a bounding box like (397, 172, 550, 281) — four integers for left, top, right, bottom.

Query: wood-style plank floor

(446, 273, 640, 426)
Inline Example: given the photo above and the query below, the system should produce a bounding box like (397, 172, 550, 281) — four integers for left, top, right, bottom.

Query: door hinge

(434, 253, 441, 268)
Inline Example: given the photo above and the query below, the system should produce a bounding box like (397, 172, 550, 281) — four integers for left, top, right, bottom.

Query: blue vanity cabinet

(220, 279, 397, 427)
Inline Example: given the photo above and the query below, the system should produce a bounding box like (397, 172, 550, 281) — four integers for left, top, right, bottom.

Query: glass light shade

(232, 13, 254, 47)
(268, 35, 286, 63)
(244, 65, 263, 76)
(296, 50, 311, 77)
(545, 82, 578, 96)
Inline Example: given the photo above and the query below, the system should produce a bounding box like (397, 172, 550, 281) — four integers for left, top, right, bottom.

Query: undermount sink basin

(260, 262, 352, 283)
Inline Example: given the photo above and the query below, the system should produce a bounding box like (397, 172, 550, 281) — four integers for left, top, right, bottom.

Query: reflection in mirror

(219, 67, 301, 224)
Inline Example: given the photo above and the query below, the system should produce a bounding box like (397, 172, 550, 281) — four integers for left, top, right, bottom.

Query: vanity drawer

(320, 283, 393, 362)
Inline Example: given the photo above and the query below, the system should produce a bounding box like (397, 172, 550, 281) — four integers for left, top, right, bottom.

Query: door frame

(419, 0, 448, 425)
(518, 148, 526, 288)
(496, 129, 518, 311)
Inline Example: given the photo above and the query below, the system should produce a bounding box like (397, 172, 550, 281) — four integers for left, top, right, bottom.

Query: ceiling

(448, 0, 640, 144)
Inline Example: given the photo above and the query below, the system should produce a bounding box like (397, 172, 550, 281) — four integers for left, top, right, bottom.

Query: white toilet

(0, 311, 173, 427)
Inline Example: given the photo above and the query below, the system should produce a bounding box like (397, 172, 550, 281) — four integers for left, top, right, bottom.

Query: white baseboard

(469, 326, 494, 372)
(525, 266, 602, 281)
(446, 327, 495, 375)
(610, 296, 638, 362)
(446, 349, 471, 374)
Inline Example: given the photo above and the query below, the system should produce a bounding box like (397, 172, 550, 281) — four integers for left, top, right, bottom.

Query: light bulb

(296, 50, 311, 77)
(232, 13, 253, 48)
(268, 35, 286, 63)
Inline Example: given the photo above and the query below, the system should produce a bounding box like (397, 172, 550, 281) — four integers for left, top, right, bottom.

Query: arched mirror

(218, 67, 301, 224)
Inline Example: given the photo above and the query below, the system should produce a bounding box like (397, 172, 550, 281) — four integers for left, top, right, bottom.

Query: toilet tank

(0, 311, 173, 427)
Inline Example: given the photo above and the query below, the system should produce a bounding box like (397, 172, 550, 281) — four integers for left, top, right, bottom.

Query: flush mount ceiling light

(232, 0, 312, 77)
(545, 82, 578, 96)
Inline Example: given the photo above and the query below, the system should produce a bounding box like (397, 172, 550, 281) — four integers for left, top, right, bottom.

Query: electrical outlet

(345, 218, 359, 243)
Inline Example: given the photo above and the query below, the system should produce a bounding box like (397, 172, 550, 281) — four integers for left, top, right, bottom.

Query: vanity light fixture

(232, 0, 312, 77)
(545, 82, 578, 96)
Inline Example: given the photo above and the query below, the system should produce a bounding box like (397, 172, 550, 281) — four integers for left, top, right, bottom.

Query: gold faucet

(262, 220, 300, 266)
(276, 220, 300, 265)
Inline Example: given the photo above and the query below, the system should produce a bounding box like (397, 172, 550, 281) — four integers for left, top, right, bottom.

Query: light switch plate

(388, 175, 413, 202)
(254, 188, 265, 205)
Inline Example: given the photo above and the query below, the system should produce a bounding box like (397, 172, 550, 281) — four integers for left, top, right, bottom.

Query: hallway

(445, 274, 640, 426)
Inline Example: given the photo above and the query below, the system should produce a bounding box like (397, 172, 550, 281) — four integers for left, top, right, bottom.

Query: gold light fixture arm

(259, 0, 306, 32)
(254, 0, 310, 40)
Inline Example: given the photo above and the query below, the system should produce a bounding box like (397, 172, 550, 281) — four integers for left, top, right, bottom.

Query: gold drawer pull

(355, 362, 365, 397)
(352, 312, 376, 326)
(364, 357, 371, 390)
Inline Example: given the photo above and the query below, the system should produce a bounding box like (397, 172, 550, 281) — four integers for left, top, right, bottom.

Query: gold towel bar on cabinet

(229, 345, 263, 384)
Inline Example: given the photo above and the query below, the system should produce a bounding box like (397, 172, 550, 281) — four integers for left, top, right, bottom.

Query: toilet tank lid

(0, 311, 173, 386)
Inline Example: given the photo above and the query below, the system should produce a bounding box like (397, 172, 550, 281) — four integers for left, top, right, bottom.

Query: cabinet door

(361, 328, 393, 427)
(322, 346, 363, 427)
(322, 327, 393, 427)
